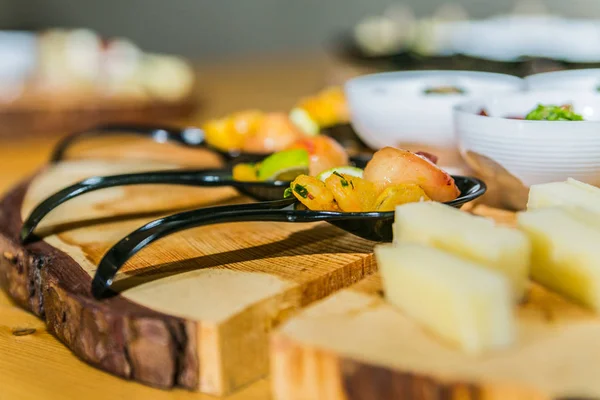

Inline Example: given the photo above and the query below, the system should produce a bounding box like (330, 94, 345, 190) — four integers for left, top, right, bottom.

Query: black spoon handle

(91, 199, 354, 299)
(20, 169, 274, 243)
(50, 123, 206, 162)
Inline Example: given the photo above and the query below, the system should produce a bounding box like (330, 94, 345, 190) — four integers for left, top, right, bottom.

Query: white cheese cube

(375, 243, 516, 354)
(394, 201, 530, 301)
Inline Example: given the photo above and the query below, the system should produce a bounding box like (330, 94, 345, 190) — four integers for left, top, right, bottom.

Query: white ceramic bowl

(345, 71, 524, 150)
(454, 91, 600, 209)
(526, 69, 600, 92)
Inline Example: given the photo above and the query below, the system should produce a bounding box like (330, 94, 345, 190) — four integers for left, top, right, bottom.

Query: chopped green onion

(332, 171, 349, 187)
(293, 183, 309, 199)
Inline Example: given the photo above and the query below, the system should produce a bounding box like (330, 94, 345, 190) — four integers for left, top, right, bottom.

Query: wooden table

(0, 52, 372, 400)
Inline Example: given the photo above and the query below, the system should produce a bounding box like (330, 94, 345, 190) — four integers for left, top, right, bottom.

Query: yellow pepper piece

(232, 163, 259, 182)
(203, 110, 265, 152)
(297, 86, 349, 128)
(374, 184, 431, 211)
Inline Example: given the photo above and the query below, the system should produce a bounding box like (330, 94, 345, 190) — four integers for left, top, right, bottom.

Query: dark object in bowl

(89, 175, 486, 298)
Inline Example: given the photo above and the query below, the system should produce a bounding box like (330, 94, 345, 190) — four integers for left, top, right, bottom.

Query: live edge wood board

(270, 209, 600, 400)
(0, 151, 377, 396)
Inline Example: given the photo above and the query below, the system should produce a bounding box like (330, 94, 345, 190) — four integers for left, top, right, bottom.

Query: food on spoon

(287, 135, 350, 176)
(324, 173, 378, 212)
(414, 151, 438, 164)
(288, 147, 458, 212)
(373, 184, 430, 212)
(363, 147, 460, 202)
(375, 243, 516, 354)
(203, 110, 264, 152)
(525, 104, 584, 121)
(394, 202, 530, 301)
(317, 166, 364, 182)
(289, 108, 320, 136)
(517, 207, 600, 311)
(255, 149, 310, 181)
(285, 175, 338, 211)
(202, 111, 304, 154)
(232, 163, 259, 182)
(423, 85, 466, 95)
(293, 86, 350, 129)
(242, 113, 305, 153)
(527, 178, 600, 214)
(232, 136, 350, 182)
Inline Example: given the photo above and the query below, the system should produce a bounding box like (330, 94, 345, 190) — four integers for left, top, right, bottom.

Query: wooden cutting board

(270, 207, 600, 400)
(0, 146, 377, 396)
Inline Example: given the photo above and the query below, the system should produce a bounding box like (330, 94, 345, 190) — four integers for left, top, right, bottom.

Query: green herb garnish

(525, 104, 584, 121)
(332, 171, 350, 187)
(283, 187, 293, 198)
(293, 183, 309, 199)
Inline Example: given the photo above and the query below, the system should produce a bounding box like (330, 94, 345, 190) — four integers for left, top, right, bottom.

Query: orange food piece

(373, 184, 431, 211)
(298, 86, 350, 127)
(203, 110, 264, 152)
(232, 163, 258, 181)
(287, 135, 349, 176)
(363, 147, 460, 203)
(289, 175, 338, 211)
(324, 173, 378, 212)
(242, 112, 304, 154)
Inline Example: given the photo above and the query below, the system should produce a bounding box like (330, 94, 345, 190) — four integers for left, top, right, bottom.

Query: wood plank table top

(0, 52, 360, 400)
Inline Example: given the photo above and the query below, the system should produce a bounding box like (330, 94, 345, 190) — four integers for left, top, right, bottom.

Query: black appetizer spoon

(20, 169, 292, 243)
(50, 123, 270, 164)
(90, 176, 486, 299)
(21, 155, 372, 243)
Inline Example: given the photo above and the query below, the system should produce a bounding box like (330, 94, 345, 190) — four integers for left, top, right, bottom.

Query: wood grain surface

(0, 53, 362, 400)
(270, 208, 600, 400)
(1, 148, 377, 396)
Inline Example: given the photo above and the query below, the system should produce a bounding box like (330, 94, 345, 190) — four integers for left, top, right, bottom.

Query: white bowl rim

(345, 70, 525, 88)
(525, 68, 600, 81)
(453, 90, 600, 125)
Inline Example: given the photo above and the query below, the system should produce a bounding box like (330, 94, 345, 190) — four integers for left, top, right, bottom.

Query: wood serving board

(270, 208, 600, 400)
(0, 144, 377, 396)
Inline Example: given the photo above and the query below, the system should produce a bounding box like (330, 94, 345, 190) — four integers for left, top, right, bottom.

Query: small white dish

(454, 91, 600, 209)
(526, 69, 600, 92)
(344, 70, 524, 149)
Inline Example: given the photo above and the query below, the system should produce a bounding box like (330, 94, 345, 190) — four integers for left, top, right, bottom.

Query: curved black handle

(20, 169, 286, 243)
(91, 199, 356, 298)
(50, 124, 207, 163)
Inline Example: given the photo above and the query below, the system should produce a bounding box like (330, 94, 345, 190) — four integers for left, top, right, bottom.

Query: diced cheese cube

(517, 207, 600, 311)
(527, 179, 600, 213)
(394, 201, 530, 301)
(375, 243, 516, 354)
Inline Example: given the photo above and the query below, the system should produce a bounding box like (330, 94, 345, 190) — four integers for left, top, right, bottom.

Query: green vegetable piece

(257, 149, 310, 181)
(293, 183, 309, 199)
(332, 171, 349, 187)
(525, 104, 584, 121)
(283, 187, 293, 198)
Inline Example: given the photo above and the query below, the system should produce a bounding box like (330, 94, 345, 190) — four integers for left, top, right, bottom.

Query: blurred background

(2, 0, 600, 188)
(1, 0, 599, 59)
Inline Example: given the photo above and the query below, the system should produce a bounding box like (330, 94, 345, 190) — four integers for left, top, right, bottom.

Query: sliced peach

(363, 147, 460, 203)
(287, 135, 349, 176)
(242, 113, 304, 154)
